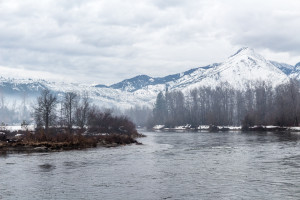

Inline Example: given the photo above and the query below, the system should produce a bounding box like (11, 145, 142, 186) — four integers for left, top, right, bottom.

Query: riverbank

(152, 124, 300, 132)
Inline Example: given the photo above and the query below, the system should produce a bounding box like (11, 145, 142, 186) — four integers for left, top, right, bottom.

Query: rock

(220, 127, 229, 132)
(0, 132, 6, 141)
(34, 146, 48, 151)
(209, 125, 219, 132)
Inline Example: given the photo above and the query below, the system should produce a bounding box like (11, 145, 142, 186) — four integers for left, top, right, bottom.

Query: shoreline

(0, 141, 141, 155)
(152, 125, 300, 132)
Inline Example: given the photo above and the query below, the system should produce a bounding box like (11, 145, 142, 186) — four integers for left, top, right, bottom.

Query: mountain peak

(230, 47, 255, 58)
(227, 47, 269, 65)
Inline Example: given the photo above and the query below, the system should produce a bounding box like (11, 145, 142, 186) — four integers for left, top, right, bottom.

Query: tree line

(149, 79, 300, 128)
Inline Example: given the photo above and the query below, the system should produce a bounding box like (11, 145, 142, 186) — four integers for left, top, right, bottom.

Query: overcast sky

(0, 0, 300, 85)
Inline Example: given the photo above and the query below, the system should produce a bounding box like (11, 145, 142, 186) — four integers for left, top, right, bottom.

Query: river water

(0, 131, 300, 200)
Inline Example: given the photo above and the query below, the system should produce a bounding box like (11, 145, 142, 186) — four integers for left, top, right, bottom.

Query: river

(1, 131, 300, 200)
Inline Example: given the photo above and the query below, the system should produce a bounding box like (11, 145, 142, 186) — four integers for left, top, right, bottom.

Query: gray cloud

(217, 0, 300, 53)
(0, 0, 300, 85)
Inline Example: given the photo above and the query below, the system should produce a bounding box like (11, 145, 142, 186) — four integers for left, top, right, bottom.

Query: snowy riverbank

(153, 124, 300, 132)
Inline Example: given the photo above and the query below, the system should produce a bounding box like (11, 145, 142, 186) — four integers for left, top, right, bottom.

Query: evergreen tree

(153, 91, 167, 125)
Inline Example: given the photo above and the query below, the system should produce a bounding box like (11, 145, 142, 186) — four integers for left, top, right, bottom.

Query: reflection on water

(39, 163, 56, 172)
(0, 131, 299, 200)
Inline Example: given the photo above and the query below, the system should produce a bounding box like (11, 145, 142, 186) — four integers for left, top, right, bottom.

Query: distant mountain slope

(289, 62, 300, 80)
(0, 47, 299, 109)
(0, 77, 46, 96)
(270, 61, 295, 75)
(106, 66, 216, 92)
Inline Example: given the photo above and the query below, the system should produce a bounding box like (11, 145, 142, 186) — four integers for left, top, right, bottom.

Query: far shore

(152, 124, 300, 132)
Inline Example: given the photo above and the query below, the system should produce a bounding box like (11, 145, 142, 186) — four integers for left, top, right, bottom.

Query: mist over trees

(149, 79, 300, 128)
(123, 105, 152, 127)
(0, 90, 32, 125)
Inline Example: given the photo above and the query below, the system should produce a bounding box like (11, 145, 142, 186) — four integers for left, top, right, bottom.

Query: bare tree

(63, 92, 78, 131)
(287, 79, 300, 126)
(75, 92, 90, 129)
(34, 89, 57, 133)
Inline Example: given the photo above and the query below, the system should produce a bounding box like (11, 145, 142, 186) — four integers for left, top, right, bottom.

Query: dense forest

(148, 79, 300, 128)
(124, 105, 152, 127)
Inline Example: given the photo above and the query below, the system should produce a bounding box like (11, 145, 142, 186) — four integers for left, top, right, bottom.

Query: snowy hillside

(184, 47, 289, 90)
(0, 47, 299, 109)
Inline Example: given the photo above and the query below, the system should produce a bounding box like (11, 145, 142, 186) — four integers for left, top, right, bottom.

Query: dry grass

(0, 128, 141, 153)
(97, 134, 137, 145)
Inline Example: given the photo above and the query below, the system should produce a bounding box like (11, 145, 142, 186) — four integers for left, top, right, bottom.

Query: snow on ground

(153, 125, 165, 130)
(265, 125, 278, 128)
(197, 125, 210, 130)
(174, 124, 192, 130)
(1, 125, 35, 131)
(221, 126, 242, 130)
(154, 125, 300, 132)
(287, 127, 300, 131)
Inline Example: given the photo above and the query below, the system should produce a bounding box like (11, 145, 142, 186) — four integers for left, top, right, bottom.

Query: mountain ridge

(0, 47, 299, 109)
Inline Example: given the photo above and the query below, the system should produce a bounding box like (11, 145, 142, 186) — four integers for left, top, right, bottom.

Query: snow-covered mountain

(0, 47, 299, 109)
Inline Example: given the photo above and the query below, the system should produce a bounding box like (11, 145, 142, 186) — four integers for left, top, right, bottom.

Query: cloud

(215, 0, 300, 53)
(0, 0, 300, 85)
